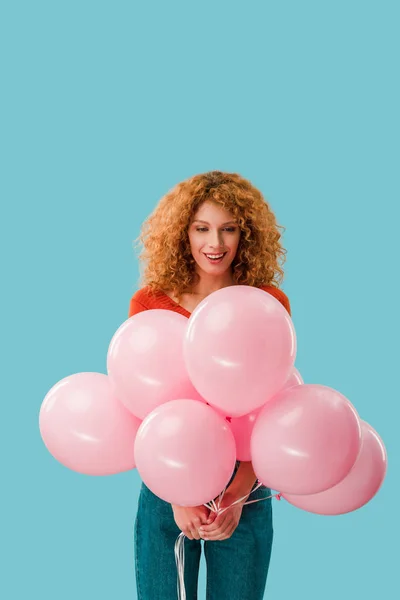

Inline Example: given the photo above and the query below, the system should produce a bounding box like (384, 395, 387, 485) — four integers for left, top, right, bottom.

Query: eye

(196, 227, 236, 232)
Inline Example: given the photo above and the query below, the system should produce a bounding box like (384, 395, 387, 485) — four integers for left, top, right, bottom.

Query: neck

(188, 269, 236, 297)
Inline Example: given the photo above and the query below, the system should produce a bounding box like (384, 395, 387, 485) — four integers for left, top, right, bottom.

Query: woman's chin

(195, 258, 232, 276)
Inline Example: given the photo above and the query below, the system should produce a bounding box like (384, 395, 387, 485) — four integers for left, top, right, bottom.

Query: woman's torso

(128, 284, 291, 319)
(163, 290, 210, 314)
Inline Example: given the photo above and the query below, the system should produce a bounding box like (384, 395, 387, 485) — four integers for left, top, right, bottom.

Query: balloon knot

(276, 493, 282, 501)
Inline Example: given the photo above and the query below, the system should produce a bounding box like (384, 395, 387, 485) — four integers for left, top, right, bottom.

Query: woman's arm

(128, 297, 148, 317)
(226, 461, 258, 501)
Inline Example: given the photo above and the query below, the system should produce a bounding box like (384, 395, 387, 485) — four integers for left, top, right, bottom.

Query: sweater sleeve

(263, 286, 291, 316)
(128, 296, 148, 318)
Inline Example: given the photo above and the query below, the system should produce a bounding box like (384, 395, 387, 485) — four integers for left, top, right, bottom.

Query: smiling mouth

(203, 252, 227, 262)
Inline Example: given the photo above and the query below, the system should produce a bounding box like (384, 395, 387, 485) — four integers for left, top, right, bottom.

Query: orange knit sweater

(128, 285, 291, 420)
(128, 285, 291, 319)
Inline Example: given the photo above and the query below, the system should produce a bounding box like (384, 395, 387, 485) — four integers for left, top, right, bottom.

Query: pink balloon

(229, 366, 304, 460)
(107, 310, 201, 420)
(284, 366, 304, 388)
(39, 372, 141, 475)
(183, 286, 296, 417)
(282, 421, 387, 514)
(189, 387, 229, 420)
(134, 399, 236, 506)
(251, 384, 362, 495)
(229, 407, 261, 461)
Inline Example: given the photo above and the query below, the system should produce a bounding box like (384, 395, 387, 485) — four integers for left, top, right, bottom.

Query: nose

(208, 229, 224, 249)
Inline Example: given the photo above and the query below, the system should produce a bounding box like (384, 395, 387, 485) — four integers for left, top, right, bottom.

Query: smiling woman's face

(188, 200, 241, 277)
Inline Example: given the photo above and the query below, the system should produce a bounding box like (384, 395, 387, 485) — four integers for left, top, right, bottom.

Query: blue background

(2, 1, 399, 598)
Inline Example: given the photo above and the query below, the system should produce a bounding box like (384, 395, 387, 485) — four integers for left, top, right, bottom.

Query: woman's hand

(172, 504, 211, 540)
(198, 492, 245, 541)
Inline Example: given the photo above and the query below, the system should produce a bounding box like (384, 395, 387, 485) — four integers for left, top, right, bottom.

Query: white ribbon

(174, 482, 280, 599)
(174, 531, 187, 600)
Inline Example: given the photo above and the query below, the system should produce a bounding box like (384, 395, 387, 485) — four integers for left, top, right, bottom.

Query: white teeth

(206, 253, 224, 259)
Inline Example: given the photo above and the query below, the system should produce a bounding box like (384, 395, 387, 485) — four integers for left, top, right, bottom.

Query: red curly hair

(133, 170, 287, 300)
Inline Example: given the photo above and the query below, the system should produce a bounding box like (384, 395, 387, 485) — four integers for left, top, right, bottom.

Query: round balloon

(229, 366, 304, 460)
(183, 285, 296, 417)
(39, 372, 141, 475)
(251, 383, 362, 495)
(134, 399, 236, 506)
(107, 309, 201, 419)
(229, 407, 261, 461)
(282, 420, 387, 514)
(284, 366, 304, 388)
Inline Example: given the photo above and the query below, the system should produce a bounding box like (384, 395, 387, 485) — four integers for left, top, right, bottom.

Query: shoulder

(259, 285, 291, 316)
(130, 285, 154, 305)
(128, 285, 158, 317)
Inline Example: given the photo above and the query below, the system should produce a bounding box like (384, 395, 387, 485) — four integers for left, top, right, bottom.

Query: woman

(128, 170, 291, 599)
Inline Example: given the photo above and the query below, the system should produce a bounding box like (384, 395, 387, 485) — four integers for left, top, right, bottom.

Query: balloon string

(174, 482, 282, 599)
(174, 531, 186, 600)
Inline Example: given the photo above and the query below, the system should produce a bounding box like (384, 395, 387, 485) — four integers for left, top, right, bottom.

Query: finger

(203, 519, 232, 540)
(183, 524, 196, 540)
(206, 511, 217, 525)
(213, 522, 236, 541)
(192, 516, 203, 529)
(191, 528, 201, 540)
(218, 523, 236, 541)
(200, 514, 227, 533)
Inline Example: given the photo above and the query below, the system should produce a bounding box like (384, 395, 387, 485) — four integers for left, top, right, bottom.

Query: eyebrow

(192, 220, 237, 225)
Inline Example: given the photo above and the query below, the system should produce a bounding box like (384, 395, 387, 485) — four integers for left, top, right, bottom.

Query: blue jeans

(134, 463, 274, 599)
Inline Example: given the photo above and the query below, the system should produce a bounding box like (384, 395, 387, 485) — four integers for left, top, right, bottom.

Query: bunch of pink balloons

(39, 285, 387, 515)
